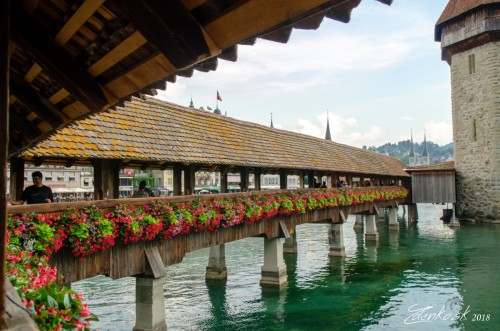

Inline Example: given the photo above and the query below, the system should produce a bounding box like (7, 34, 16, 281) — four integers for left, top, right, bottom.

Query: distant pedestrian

(11, 171, 53, 205)
(133, 180, 155, 198)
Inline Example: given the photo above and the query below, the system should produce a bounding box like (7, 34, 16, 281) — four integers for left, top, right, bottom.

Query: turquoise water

(73, 204, 500, 330)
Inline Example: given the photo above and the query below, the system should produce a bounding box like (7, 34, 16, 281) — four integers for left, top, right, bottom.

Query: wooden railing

(7, 187, 408, 285)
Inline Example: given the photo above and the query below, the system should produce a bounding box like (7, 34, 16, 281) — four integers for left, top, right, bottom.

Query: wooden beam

(325, 0, 361, 23)
(0, 0, 9, 321)
(293, 12, 325, 30)
(108, 0, 219, 68)
(22, 0, 104, 89)
(54, 0, 105, 45)
(11, 7, 109, 112)
(87, 31, 147, 77)
(10, 74, 64, 128)
(204, 0, 345, 49)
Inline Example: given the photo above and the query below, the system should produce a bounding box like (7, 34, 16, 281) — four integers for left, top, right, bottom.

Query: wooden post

(92, 159, 103, 200)
(173, 164, 182, 196)
(279, 169, 287, 189)
(299, 171, 305, 189)
(254, 168, 261, 191)
(9, 157, 24, 200)
(220, 166, 228, 193)
(240, 167, 249, 192)
(110, 160, 120, 199)
(183, 164, 196, 195)
(307, 170, 314, 188)
(0, 0, 9, 322)
(331, 173, 338, 188)
(92, 159, 120, 199)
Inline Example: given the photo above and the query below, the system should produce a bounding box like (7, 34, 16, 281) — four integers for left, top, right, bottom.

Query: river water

(73, 204, 500, 330)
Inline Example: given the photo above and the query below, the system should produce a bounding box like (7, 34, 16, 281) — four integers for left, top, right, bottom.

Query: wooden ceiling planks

(6, 0, 393, 156)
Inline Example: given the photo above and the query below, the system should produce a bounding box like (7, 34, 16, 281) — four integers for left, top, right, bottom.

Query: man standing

(11, 171, 54, 204)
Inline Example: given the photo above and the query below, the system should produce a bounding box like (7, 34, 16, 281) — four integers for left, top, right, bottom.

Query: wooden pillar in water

(388, 207, 399, 231)
(134, 248, 166, 331)
(279, 169, 287, 189)
(0, 1, 10, 321)
(283, 231, 297, 254)
(173, 164, 182, 196)
(365, 215, 379, 241)
(329, 223, 346, 257)
(183, 164, 196, 195)
(354, 214, 364, 230)
(449, 203, 460, 227)
(206, 244, 227, 280)
(9, 157, 24, 200)
(260, 238, 287, 287)
(254, 168, 261, 191)
(408, 203, 418, 224)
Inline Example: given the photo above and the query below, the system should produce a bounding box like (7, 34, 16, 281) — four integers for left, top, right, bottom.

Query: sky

(155, 0, 452, 148)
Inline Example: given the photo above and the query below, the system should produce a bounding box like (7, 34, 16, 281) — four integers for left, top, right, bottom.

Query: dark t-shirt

(20, 185, 54, 204)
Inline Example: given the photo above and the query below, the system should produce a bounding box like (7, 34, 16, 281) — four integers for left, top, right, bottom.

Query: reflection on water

(73, 204, 500, 330)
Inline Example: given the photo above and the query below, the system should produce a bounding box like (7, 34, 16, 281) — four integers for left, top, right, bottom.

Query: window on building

(83, 179, 89, 187)
(472, 119, 477, 142)
(468, 54, 475, 74)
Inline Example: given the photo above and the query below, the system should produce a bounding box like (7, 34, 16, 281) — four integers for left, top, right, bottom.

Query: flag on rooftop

(217, 91, 222, 102)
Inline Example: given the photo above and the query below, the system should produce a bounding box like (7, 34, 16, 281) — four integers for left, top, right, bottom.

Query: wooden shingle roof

(8, 0, 393, 156)
(21, 96, 409, 178)
(436, 0, 498, 26)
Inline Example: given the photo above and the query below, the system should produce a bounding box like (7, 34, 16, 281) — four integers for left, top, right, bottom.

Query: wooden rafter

(204, 0, 344, 49)
(10, 75, 64, 128)
(11, 8, 109, 112)
(108, 0, 220, 68)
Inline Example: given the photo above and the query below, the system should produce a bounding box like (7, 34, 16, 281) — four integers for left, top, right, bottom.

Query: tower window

(468, 54, 475, 74)
(472, 119, 477, 142)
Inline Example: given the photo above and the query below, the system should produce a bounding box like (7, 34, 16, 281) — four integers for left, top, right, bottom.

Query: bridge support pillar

(449, 204, 460, 227)
(133, 276, 167, 331)
(376, 207, 386, 221)
(364, 215, 379, 241)
(283, 232, 297, 254)
(206, 244, 227, 280)
(388, 207, 399, 231)
(353, 215, 364, 230)
(408, 204, 418, 224)
(329, 223, 346, 257)
(260, 238, 287, 287)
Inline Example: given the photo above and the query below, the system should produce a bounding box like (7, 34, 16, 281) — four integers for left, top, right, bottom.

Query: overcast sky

(156, 0, 452, 148)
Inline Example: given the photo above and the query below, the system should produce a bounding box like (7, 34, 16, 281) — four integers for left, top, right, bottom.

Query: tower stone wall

(450, 41, 500, 221)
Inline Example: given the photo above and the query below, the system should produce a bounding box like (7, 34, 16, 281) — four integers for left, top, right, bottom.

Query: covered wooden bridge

(11, 95, 410, 200)
(1, 0, 396, 329)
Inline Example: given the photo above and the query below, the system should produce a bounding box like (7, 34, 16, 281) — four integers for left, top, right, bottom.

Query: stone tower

(435, 0, 499, 221)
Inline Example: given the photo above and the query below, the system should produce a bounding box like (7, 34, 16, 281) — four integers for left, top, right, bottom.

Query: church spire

(409, 129, 416, 166)
(421, 130, 430, 165)
(189, 96, 194, 108)
(422, 131, 429, 157)
(409, 129, 415, 157)
(325, 110, 332, 141)
(270, 113, 274, 128)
